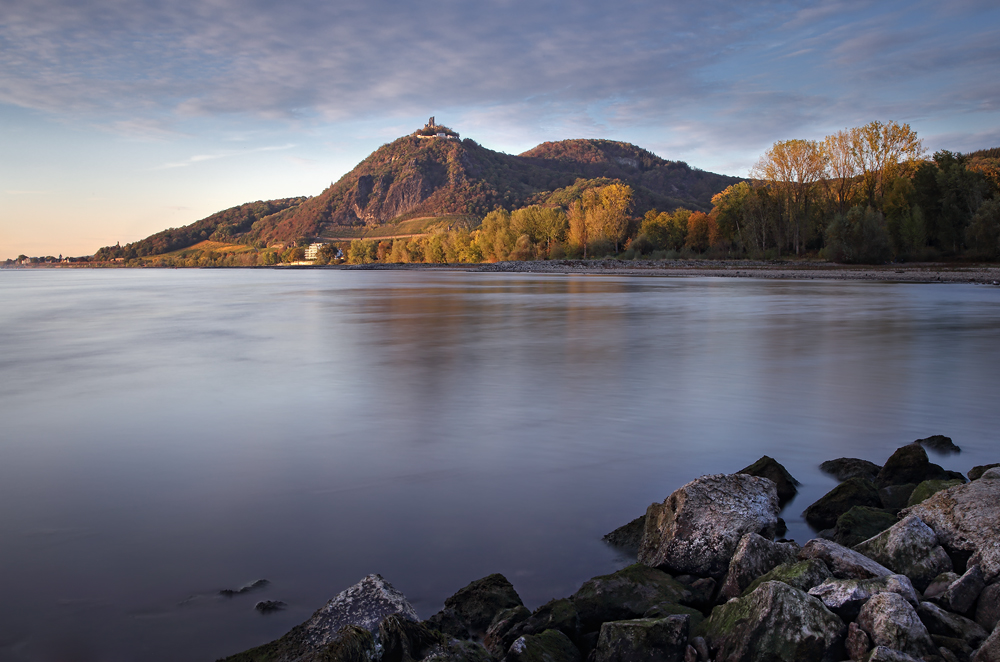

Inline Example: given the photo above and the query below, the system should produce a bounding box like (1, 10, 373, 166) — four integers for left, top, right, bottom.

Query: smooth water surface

(1, 269, 998, 661)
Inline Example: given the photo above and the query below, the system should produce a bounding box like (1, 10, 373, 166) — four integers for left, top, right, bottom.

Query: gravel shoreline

(345, 259, 1000, 285)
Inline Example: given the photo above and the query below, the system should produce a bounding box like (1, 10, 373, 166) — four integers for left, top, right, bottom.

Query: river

(0, 269, 997, 661)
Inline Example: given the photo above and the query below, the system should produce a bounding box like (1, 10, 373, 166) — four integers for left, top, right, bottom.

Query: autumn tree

(850, 120, 923, 210)
(751, 139, 825, 255)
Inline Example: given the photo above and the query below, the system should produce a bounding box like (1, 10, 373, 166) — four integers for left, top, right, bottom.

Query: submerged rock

(820, 458, 882, 483)
(856, 592, 938, 660)
(571, 564, 690, 633)
(915, 435, 962, 454)
(808, 574, 919, 620)
(876, 443, 951, 489)
(803, 477, 882, 530)
(255, 600, 286, 613)
(697, 580, 845, 662)
(902, 477, 1000, 583)
(799, 538, 892, 580)
(593, 615, 689, 662)
(738, 456, 800, 505)
(444, 573, 523, 635)
(638, 473, 779, 578)
(742, 558, 833, 596)
(718, 533, 799, 601)
(603, 516, 647, 555)
(834, 506, 898, 548)
(853, 515, 953, 592)
(220, 579, 270, 597)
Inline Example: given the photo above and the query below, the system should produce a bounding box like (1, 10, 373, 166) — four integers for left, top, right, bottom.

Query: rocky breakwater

(221, 444, 999, 662)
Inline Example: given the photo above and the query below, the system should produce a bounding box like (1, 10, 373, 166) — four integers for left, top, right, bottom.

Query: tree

(346, 239, 376, 264)
(822, 129, 860, 215)
(822, 206, 892, 264)
(850, 120, 923, 210)
(751, 139, 825, 255)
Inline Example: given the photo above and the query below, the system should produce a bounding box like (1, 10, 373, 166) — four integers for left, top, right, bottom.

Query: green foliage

(347, 239, 377, 264)
(966, 199, 1000, 259)
(822, 206, 892, 264)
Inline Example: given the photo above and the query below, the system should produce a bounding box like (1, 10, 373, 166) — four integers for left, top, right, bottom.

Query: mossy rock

(602, 515, 645, 555)
(379, 616, 444, 662)
(593, 616, 689, 662)
(504, 629, 581, 662)
(878, 483, 917, 513)
(739, 456, 800, 505)
(876, 443, 952, 489)
(906, 479, 964, 507)
(968, 463, 1000, 481)
(220, 624, 377, 662)
(741, 559, 833, 597)
(834, 506, 898, 547)
(803, 477, 882, 529)
(444, 573, 523, 634)
(571, 564, 691, 633)
(642, 601, 704, 629)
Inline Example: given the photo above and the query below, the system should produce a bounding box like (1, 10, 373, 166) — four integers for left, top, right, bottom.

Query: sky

(2, 0, 999, 259)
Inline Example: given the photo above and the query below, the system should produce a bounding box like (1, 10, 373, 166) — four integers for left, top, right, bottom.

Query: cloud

(157, 143, 295, 169)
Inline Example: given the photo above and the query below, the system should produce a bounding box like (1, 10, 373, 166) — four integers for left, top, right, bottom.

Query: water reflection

(0, 270, 998, 661)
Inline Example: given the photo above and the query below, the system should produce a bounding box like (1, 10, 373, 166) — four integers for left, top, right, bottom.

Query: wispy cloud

(157, 143, 295, 169)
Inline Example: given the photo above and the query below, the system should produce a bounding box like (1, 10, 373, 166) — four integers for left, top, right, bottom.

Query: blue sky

(2, 0, 999, 258)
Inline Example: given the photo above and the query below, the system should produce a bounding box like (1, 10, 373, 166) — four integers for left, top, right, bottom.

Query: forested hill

(242, 133, 741, 245)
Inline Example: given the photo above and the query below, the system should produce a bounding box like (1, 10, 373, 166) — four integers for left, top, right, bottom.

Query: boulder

(638, 474, 779, 578)
(738, 456, 800, 505)
(696, 581, 845, 662)
(445, 573, 524, 635)
(917, 601, 989, 648)
(908, 480, 966, 507)
(969, 464, 1000, 482)
(641, 602, 704, 631)
(856, 592, 938, 660)
(903, 477, 1000, 583)
(379, 615, 445, 662)
(854, 515, 954, 591)
(593, 615, 689, 662)
(426, 607, 471, 640)
(879, 484, 919, 513)
(604, 516, 646, 555)
(718, 533, 800, 600)
(972, 626, 1000, 662)
(915, 435, 962, 454)
(834, 506, 899, 548)
(677, 577, 715, 612)
(255, 600, 287, 613)
(483, 607, 531, 657)
(742, 558, 833, 596)
(846, 621, 871, 660)
(937, 565, 987, 615)
(220, 579, 270, 597)
(976, 583, 1000, 632)
(876, 443, 952, 489)
(220, 574, 418, 662)
(820, 458, 882, 483)
(865, 647, 923, 662)
(803, 477, 882, 530)
(498, 599, 579, 655)
(423, 640, 494, 662)
(503, 629, 581, 662)
(808, 574, 919, 620)
(925, 573, 961, 601)
(798, 538, 892, 580)
(984, 468, 1000, 480)
(932, 635, 974, 662)
(571, 564, 691, 633)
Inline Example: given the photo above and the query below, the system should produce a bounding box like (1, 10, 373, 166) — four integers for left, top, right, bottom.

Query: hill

(96, 127, 742, 256)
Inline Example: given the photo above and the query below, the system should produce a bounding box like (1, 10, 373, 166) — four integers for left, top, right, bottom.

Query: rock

(820, 458, 882, 483)
(854, 515, 954, 591)
(681, 578, 715, 612)
(499, 599, 580, 655)
(220, 574, 418, 662)
(255, 600, 286, 613)
(877, 443, 951, 489)
(638, 473, 779, 578)
(742, 558, 834, 596)
(220, 579, 271, 597)
(926, 573, 962, 601)
(696, 581, 845, 662)
(799, 538, 892, 580)
(690, 636, 709, 662)
(380, 615, 445, 662)
(857, 592, 938, 660)
(917, 601, 989, 648)
(969, 464, 1000, 481)
(916, 435, 962, 454)
(808, 574, 919, 620)
(902, 477, 1000, 583)
(604, 516, 646, 555)
(932, 635, 974, 662)
(972, 626, 1000, 662)
(880, 484, 919, 513)
(834, 506, 899, 548)
(503, 629, 581, 662)
(593, 615, 689, 662)
(683, 645, 697, 662)
(937, 566, 987, 615)
(426, 607, 471, 640)
(423, 639, 495, 662)
(865, 647, 923, 662)
(982, 467, 1000, 480)
(642, 602, 704, 631)
(718, 533, 800, 600)
(846, 621, 871, 660)
(976, 583, 1000, 632)
(571, 564, 691, 633)
(803, 477, 883, 530)
(738, 456, 800, 505)
(908, 480, 966, 507)
(483, 607, 531, 656)
(445, 573, 523, 635)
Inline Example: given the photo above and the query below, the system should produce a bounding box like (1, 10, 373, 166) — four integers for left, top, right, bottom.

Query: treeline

(343, 121, 1000, 265)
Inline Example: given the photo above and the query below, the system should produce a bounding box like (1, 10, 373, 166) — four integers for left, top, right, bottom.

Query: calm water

(1, 269, 998, 661)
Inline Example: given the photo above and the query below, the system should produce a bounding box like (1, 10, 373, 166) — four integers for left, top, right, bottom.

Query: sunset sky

(2, 0, 998, 259)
